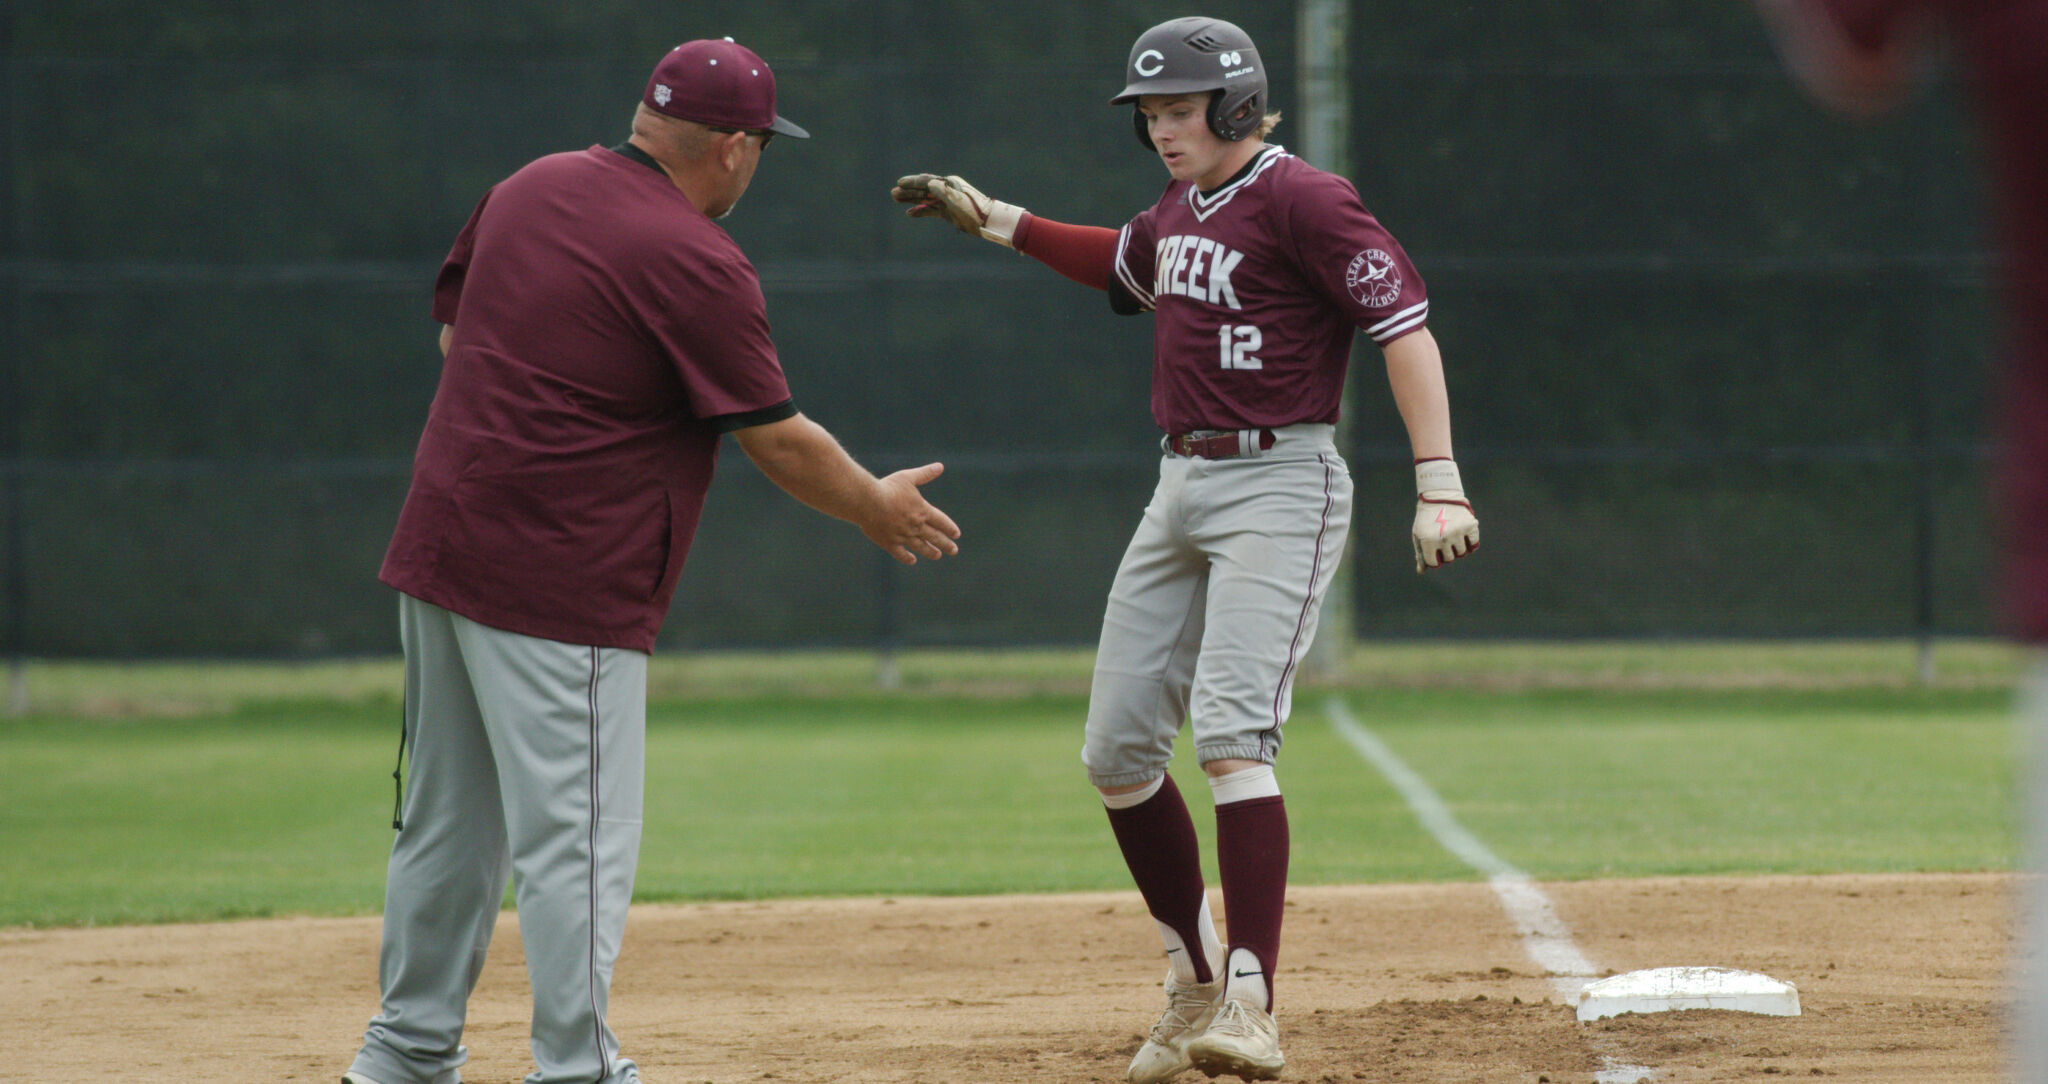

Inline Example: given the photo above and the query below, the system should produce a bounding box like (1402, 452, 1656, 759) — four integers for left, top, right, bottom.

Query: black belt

(1165, 429, 1277, 459)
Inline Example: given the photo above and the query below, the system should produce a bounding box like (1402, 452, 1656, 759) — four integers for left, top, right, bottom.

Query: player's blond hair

(1255, 110, 1282, 140)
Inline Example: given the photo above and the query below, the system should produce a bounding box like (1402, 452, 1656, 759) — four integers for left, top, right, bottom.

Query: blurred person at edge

(1753, 2, 2047, 1080)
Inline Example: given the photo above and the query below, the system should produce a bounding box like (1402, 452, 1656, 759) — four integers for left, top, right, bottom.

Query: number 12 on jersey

(1218, 324, 1263, 370)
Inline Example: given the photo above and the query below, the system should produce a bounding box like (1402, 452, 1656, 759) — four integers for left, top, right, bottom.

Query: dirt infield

(0, 873, 2011, 1083)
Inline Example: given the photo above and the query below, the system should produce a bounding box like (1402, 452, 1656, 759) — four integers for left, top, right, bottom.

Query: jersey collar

(608, 140, 668, 177)
(1188, 144, 1287, 222)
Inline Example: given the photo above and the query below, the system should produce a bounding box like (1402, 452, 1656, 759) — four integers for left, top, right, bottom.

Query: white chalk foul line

(1324, 697, 1597, 997)
(1325, 698, 1659, 1084)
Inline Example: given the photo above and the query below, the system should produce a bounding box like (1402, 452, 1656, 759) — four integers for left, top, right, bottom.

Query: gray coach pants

(351, 594, 646, 1084)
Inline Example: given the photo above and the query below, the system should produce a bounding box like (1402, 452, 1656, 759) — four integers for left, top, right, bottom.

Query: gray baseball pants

(1083, 424, 1354, 787)
(351, 594, 645, 1084)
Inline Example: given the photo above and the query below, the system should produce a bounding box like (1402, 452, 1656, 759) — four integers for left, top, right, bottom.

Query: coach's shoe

(1185, 997, 1285, 1081)
(1128, 972, 1225, 1084)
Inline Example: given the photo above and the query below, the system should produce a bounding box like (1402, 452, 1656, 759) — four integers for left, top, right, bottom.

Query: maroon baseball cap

(643, 38, 809, 139)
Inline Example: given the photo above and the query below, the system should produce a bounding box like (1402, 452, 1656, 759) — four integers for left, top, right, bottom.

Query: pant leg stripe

(586, 646, 612, 1081)
(1269, 455, 1336, 750)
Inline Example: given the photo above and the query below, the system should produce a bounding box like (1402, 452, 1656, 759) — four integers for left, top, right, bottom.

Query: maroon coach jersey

(1110, 146, 1428, 434)
(381, 145, 796, 652)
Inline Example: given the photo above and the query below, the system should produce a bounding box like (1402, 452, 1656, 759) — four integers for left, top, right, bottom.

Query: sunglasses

(709, 126, 775, 148)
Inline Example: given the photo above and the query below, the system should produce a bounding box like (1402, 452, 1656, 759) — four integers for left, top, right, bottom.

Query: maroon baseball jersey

(1109, 146, 1428, 434)
(1809, 0, 2048, 639)
(381, 144, 796, 652)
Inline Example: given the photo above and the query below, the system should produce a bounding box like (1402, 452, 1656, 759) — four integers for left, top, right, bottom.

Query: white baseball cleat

(1186, 997, 1285, 1081)
(1128, 972, 1226, 1084)
(341, 1072, 389, 1084)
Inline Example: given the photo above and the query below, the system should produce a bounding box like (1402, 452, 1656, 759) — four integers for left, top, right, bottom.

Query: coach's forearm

(1382, 328, 1453, 461)
(733, 413, 885, 525)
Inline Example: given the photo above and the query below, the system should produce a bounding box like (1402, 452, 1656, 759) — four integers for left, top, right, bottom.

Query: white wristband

(980, 201, 1025, 248)
(1415, 458, 1463, 495)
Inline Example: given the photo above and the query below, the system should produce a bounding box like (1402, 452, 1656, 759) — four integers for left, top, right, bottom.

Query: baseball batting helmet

(1110, 17, 1267, 149)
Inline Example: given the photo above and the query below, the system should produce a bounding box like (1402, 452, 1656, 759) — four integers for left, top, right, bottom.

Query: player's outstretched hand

(890, 173, 1025, 248)
(890, 174, 962, 226)
(1411, 458, 1480, 573)
(866, 462, 962, 566)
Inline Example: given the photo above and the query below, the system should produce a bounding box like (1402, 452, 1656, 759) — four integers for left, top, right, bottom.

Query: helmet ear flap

(1130, 89, 1261, 150)
(1206, 89, 1234, 142)
(1208, 88, 1263, 142)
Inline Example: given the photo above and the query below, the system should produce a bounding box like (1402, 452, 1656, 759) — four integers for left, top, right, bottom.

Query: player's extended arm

(732, 412, 961, 566)
(891, 173, 1120, 289)
(892, 174, 1026, 245)
(1383, 328, 1480, 573)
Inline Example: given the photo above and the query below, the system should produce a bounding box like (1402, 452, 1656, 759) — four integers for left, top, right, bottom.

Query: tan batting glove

(891, 173, 1025, 248)
(1412, 458, 1480, 573)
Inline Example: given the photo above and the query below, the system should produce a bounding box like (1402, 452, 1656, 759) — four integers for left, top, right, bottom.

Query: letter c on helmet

(1135, 49, 1165, 77)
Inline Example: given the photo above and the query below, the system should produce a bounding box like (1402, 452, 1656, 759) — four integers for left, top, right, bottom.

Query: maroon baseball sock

(1216, 794, 1289, 1008)
(1105, 774, 1216, 984)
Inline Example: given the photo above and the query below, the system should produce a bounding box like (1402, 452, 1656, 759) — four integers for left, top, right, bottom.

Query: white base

(1574, 966, 1801, 1022)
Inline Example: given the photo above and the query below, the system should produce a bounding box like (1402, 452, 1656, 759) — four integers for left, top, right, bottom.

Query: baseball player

(1751, 1, 2047, 1080)
(893, 16, 1478, 1082)
(341, 39, 959, 1084)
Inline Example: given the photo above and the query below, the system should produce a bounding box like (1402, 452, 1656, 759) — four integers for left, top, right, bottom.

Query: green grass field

(0, 642, 2024, 927)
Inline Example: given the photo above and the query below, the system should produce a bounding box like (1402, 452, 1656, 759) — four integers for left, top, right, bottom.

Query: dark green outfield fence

(0, 3, 1995, 656)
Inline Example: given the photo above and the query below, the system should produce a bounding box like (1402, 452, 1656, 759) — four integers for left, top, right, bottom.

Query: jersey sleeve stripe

(1113, 223, 1156, 309)
(1366, 300, 1428, 336)
(704, 398, 798, 433)
(1369, 310, 1430, 343)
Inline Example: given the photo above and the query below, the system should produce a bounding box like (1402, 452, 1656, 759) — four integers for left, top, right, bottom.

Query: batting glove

(891, 173, 1025, 248)
(1412, 458, 1480, 573)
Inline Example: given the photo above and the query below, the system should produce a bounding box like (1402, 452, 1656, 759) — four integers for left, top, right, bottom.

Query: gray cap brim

(770, 114, 809, 139)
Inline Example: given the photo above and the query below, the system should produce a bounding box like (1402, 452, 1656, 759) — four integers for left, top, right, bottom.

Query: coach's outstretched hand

(1412, 458, 1480, 573)
(892, 173, 1026, 248)
(734, 414, 961, 567)
(862, 462, 962, 566)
